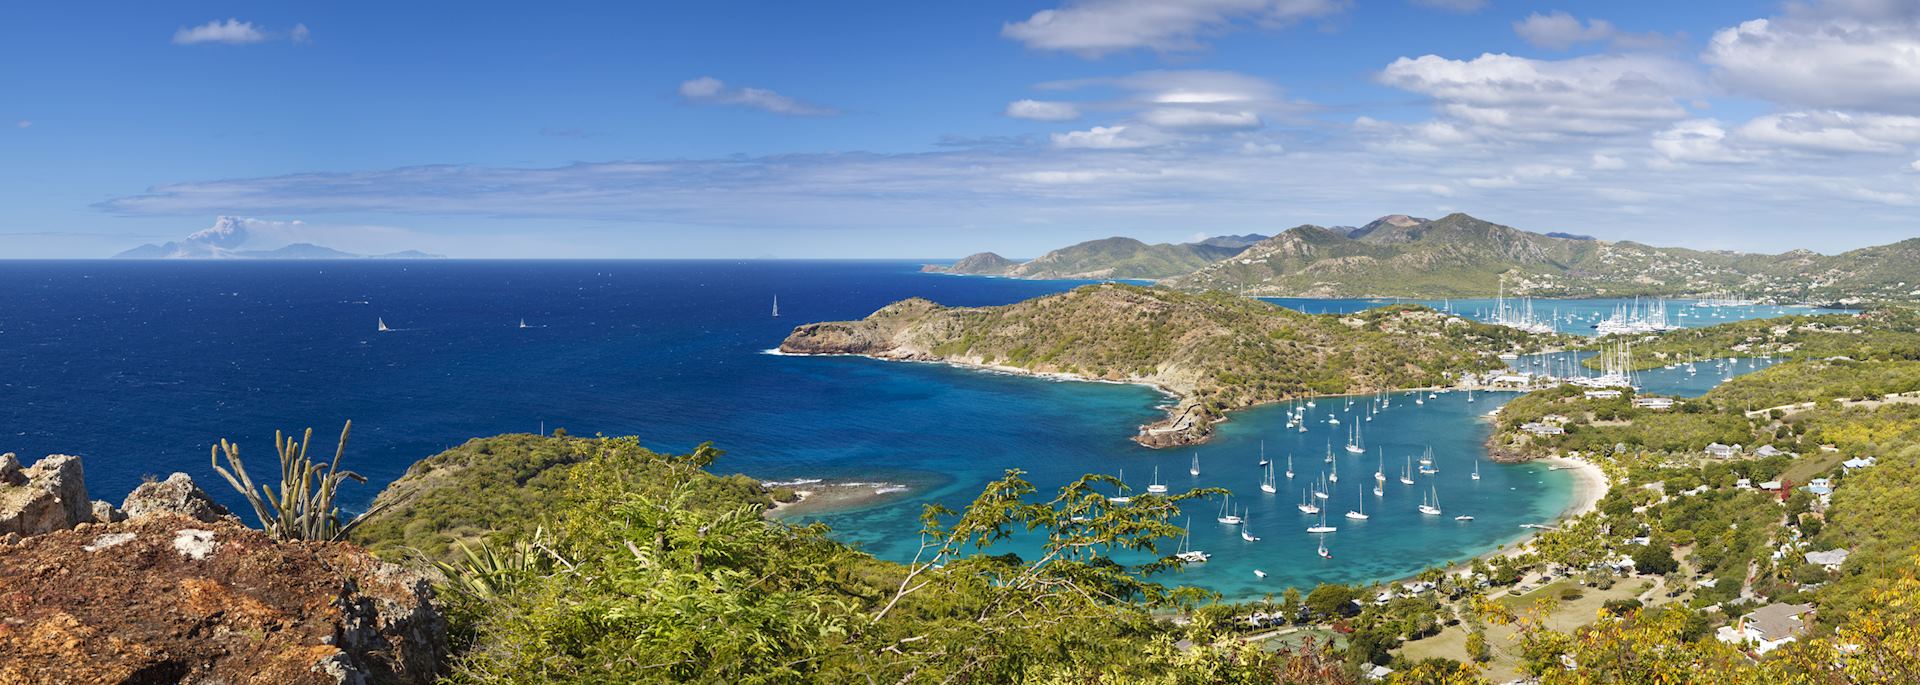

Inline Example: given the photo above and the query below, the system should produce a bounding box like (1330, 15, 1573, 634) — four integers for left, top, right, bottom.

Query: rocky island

(781, 282, 1555, 447)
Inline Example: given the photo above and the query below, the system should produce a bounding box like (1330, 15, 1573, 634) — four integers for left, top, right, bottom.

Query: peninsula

(780, 282, 1555, 446)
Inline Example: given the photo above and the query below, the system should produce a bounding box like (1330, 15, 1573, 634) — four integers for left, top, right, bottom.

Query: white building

(1805, 549, 1850, 571)
(1716, 603, 1815, 654)
(1705, 443, 1742, 459)
(1633, 397, 1674, 410)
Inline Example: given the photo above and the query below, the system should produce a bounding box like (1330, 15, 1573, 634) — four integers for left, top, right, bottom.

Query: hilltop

(112, 216, 445, 260)
(933, 213, 1920, 301)
(780, 283, 1548, 446)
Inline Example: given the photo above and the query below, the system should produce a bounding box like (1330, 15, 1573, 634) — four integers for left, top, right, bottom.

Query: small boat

(377, 318, 391, 332)
(771, 295, 780, 318)
(1190, 452, 1201, 477)
(1285, 454, 1294, 480)
(1329, 460, 1339, 484)
(1241, 510, 1259, 542)
(1253, 569, 1267, 578)
(1372, 484, 1383, 497)
(1257, 441, 1270, 467)
(1260, 463, 1278, 494)
(1107, 468, 1132, 504)
(1313, 474, 1329, 500)
(1297, 489, 1320, 514)
(1345, 486, 1370, 520)
(1174, 518, 1210, 563)
(1467, 389, 1476, 403)
(1147, 466, 1168, 494)
(1317, 540, 1333, 559)
(1471, 461, 1481, 481)
(1374, 449, 1385, 483)
(1400, 455, 1415, 485)
(518, 318, 530, 329)
(1455, 515, 1474, 522)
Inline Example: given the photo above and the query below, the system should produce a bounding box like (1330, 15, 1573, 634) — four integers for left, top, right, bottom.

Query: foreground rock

(0, 513, 447, 684)
(0, 454, 90, 536)
(121, 471, 241, 524)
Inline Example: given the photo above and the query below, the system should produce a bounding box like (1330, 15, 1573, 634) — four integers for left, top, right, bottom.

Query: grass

(1399, 578, 1645, 682)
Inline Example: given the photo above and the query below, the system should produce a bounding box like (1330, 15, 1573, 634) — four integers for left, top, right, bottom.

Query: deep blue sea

(0, 261, 1793, 598)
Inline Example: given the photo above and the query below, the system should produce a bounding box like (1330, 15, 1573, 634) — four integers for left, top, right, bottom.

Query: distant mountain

(1194, 233, 1269, 249)
(1545, 232, 1595, 241)
(922, 252, 1018, 276)
(925, 236, 1248, 280)
(112, 216, 445, 260)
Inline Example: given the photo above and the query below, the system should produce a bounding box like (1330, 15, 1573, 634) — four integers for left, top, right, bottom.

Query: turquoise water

(0, 261, 1796, 600)
(1508, 351, 1784, 398)
(1261, 297, 1847, 336)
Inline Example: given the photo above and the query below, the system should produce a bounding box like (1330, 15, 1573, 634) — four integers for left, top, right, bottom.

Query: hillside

(780, 283, 1549, 446)
(936, 213, 1920, 301)
(927, 236, 1245, 280)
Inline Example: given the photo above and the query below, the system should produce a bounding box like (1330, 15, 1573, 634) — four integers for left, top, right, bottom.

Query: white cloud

(1704, 2, 1920, 113)
(1001, 0, 1347, 57)
(1513, 12, 1616, 50)
(1379, 53, 1700, 138)
(1735, 111, 1920, 154)
(1006, 100, 1082, 121)
(1591, 154, 1627, 170)
(1050, 125, 1166, 149)
(173, 19, 270, 45)
(1912, 159, 1920, 172)
(1652, 119, 1755, 163)
(677, 77, 838, 116)
(290, 23, 312, 45)
(1139, 108, 1262, 130)
(1409, 0, 1487, 14)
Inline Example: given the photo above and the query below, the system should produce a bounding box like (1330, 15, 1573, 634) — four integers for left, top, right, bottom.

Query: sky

(3, 1, 1920, 259)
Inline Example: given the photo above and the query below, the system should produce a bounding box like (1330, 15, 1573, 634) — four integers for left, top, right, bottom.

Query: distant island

(112, 216, 445, 260)
(781, 282, 1554, 446)
(928, 212, 1920, 302)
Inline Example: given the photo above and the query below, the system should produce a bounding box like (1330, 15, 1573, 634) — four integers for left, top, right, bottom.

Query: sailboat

(1297, 489, 1320, 514)
(1307, 509, 1337, 534)
(1418, 487, 1442, 516)
(1174, 518, 1210, 563)
(1400, 455, 1415, 485)
(1257, 441, 1270, 467)
(1107, 468, 1131, 504)
(1147, 466, 1168, 494)
(1190, 452, 1201, 477)
(1241, 510, 1259, 542)
(518, 318, 530, 329)
(1467, 389, 1476, 403)
(1329, 459, 1339, 484)
(1418, 447, 1437, 475)
(1346, 485, 1370, 520)
(1373, 482, 1384, 497)
(1313, 474, 1329, 500)
(771, 295, 780, 318)
(1284, 454, 1294, 480)
(1346, 423, 1365, 454)
(1260, 463, 1277, 494)
(1471, 461, 1481, 481)
(1317, 539, 1333, 559)
(377, 318, 391, 332)
(1374, 449, 1386, 483)
(1216, 494, 1242, 524)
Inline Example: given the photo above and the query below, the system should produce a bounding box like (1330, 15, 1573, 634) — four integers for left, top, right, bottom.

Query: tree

(1465, 630, 1491, 663)
(1632, 543, 1680, 576)
(1306, 583, 1359, 620)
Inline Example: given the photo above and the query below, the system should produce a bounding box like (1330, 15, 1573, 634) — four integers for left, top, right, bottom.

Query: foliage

(208, 421, 386, 542)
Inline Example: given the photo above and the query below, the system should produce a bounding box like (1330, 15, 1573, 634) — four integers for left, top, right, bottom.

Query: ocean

(0, 260, 1792, 598)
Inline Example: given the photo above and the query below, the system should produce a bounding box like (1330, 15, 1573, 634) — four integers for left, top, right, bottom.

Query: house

(1584, 389, 1623, 399)
(1842, 456, 1876, 471)
(1755, 445, 1786, 457)
(1633, 397, 1674, 410)
(1522, 422, 1566, 436)
(1759, 480, 1783, 491)
(1807, 478, 1833, 496)
(1805, 548, 1850, 570)
(1735, 478, 1753, 489)
(1363, 664, 1395, 681)
(1705, 442, 1742, 459)
(1716, 603, 1815, 654)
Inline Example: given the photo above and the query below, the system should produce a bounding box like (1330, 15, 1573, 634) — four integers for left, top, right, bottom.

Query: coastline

(763, 478, 916, 519)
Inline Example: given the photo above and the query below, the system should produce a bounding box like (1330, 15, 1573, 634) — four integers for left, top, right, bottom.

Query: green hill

(927, 236, 1246, 280)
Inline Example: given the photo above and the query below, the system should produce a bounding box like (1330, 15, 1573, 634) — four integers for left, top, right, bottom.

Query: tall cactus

(210, 421, 391, 541)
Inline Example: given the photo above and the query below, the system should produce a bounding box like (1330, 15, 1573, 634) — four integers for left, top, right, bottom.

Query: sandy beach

(1540, 455, 1609, 520)
(763, 479, 916, 519)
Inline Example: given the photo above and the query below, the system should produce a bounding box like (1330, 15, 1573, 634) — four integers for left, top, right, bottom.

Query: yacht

(1241, 511, 1259, 542)
(1306, 510, 1337, 534)
(1346, 423, 1366, 454)
(1374, 449, 1386, 483)
(1253, 569, 1267, 579)
(1313, 474, 1329, 500)
(1285, 454, 1294, 480)
(771, 295, 779, 318)
(1399, 456, 1415, 485)
(1190, 452, 1201, 477)
(518, 318, 530, 329)
(1297, 489, 1321, 514)
(1106, 468, 1131, 504)
(1345, 486, 1370, 520)
(1455, 515, 1474, 522)
(1317, 539, 1333, 559)
(377, 318, 392, 332)
(1257, 441, 1270, 467)
(1147, 466, 1168, 494)
(1260, 462, 1278, 494)
(1418, 487, 1442, 516)
(1174, 518, 1210, 564)
(1329, 459, 1339, 484)
(1216, 494, 1242, 524)
(1471, 461, 1481, 481)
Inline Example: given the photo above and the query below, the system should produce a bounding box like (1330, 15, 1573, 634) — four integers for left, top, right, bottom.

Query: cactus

(209, 421, 392, 541)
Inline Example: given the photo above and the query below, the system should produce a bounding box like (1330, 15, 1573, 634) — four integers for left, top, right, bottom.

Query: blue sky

(4, 1, 1920, 258)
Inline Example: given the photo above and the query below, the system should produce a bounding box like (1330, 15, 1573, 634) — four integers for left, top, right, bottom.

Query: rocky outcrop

(0, 514, 447, 684)
(122, 472, 241, 524)
(0, 454, 90, 537)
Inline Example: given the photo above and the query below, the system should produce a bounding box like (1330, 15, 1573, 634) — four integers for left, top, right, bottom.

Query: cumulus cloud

(1050, 125, 1167, 149)
(1379, 53, 1700, 139)
(1591, 154, 1627, 170)
(1704, 1, 1920, 113)
(290, 23, 312, 45)
(1735, 111, 1920, 154)
(1001, 0, 1347, 57)
(1139, 108, 1262, 130)
(1006, 100, 1082, 121)
(677, 77, 838, 116)
(173, 19, 270, 45)
(1651, 119, 1757, 163)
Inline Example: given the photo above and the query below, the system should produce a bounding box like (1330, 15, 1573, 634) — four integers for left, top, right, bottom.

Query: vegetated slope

(780, 282, 1546, 446)
(927, 237, 1245, 280)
